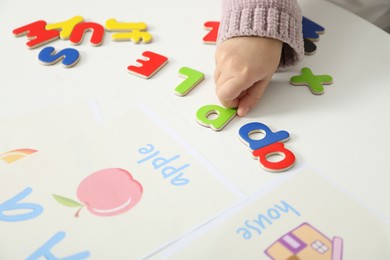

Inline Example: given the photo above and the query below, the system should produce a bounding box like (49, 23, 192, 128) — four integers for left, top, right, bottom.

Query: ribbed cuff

(218, 0, 304, 68)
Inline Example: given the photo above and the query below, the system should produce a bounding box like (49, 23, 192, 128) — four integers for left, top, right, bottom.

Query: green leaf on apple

(52, 194, 83, 207)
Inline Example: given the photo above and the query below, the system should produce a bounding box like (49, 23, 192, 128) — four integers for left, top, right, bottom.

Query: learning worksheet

(156, 169, 390, 260)
(0, 107, 241, 259)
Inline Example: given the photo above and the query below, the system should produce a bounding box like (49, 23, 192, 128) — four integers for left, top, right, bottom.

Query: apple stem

(74, 206, 84, 218)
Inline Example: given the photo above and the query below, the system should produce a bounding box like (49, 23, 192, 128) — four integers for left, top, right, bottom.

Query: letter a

(196, 104, 237, 131)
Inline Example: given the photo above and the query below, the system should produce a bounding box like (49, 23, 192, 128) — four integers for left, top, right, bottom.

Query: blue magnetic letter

(239, 122, 290, 150)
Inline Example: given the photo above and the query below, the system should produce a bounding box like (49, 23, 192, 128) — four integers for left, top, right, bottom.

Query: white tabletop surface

(1, 0, 390, 258)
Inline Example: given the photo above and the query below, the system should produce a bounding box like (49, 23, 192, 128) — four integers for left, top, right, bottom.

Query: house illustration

(265, 222, 343, 260)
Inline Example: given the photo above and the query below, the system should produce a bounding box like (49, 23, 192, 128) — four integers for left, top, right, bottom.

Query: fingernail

(239, 107, 249, 117)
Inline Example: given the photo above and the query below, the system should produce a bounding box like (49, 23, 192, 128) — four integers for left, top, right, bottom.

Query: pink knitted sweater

(218, 0, 304, 68)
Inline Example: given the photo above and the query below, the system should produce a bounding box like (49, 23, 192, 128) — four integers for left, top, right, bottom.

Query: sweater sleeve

(218, 0, 304, 68)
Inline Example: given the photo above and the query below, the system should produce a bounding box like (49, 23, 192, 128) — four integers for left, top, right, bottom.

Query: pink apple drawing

(53, 168, 143, 217)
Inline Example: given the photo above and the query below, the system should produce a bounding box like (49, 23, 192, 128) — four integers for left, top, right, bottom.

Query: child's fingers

(216, 76, 249, 105)
(237, 79, 269, 116)
(214, 68, 221, 85)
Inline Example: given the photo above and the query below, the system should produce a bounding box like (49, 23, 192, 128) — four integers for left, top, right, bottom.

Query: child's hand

(214, 36, 283, 116)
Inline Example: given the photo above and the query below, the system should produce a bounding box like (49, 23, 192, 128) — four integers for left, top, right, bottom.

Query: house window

(311, 240, 329, 254)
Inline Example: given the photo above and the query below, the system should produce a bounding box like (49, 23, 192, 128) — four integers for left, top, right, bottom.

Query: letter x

(290, 67, 333, 95)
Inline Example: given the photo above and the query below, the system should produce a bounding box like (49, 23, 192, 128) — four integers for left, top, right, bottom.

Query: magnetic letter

(252, 142, 296, 172)
(239, 122, 290, 150)
(290, 67, 333, 95)
(46, 16, 84, 40)
(174, 67, 205, 96)
(69, 22, 105, 46)
(106, 19, 152, 43)
(202, 21, 220, 44)
(127, 51, 168, 79)
(196, 105, 237, 131)
(38, 46, 80, 68)
(302, 16, 325, 41)
(13, 20, 60, 49)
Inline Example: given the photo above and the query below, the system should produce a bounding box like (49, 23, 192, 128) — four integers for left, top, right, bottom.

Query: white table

(1, 0, 389, 258)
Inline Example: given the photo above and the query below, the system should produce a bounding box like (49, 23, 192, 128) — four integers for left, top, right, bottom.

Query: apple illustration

(53, 168, 143, 217)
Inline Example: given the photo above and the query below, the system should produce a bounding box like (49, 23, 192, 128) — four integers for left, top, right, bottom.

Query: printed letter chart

(0, 101, 98, 168)
(0, 107, 241, 259)
(155, 169, 390, 260)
